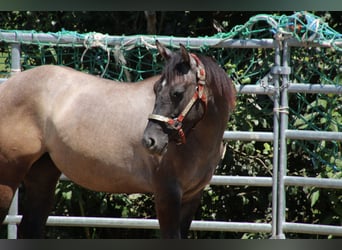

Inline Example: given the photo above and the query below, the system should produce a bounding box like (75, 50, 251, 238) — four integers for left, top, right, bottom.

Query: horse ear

(180, 43, 196, 68)
(179, 43, 190, 64)
(156, 40, 172, 60)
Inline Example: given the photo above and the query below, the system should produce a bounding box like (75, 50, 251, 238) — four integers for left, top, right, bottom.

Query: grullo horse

(0, 41, 235, 238)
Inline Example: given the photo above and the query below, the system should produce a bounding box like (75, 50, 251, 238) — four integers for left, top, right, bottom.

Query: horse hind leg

(18, 153, 61, 239)
(0, 183, 19, 226)
(0, 161, 28, 231)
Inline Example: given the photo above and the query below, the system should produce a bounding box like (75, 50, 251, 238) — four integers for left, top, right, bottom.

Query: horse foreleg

(18, 154, 61, 239)
(180, 190, 203, 239)
(154, 183, 182, 239)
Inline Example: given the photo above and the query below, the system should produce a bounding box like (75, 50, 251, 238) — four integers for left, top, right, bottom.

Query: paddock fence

(1, 13, 342, 239)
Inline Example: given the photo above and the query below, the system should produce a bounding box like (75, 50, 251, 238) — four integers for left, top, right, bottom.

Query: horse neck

(191, 93, 229, 149)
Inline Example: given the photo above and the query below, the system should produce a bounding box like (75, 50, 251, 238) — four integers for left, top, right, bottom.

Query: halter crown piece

(148, 54, 207, 144)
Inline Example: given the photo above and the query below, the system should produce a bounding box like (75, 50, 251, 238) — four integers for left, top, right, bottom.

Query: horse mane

(196, 54, 236, 112)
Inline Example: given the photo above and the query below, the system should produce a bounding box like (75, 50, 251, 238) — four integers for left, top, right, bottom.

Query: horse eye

(170, 89, 184, 101)
(154, 80, 163, 94)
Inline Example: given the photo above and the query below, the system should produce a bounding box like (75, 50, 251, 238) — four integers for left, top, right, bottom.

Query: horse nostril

(147, 138, 155, 148)
(143, 136, 156, 149)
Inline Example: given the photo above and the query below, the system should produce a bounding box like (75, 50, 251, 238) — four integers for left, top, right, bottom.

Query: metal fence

(1, 32, 342, 239)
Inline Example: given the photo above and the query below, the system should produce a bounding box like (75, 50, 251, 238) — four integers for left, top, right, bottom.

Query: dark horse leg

(154, 180, 203, 239)
(18, 154, 61, 238)
(180, 190, 203, 239)
(154, 181, 182, 238)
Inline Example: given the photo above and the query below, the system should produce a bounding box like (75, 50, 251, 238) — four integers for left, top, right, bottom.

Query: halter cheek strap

(148, 54, 207, 144)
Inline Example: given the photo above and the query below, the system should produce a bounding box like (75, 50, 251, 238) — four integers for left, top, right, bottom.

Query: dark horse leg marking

(154, 181, 182, 238)
(180, 190, 203, 239)
(155, 187, 204, 239)
(18, 154, 61, 238)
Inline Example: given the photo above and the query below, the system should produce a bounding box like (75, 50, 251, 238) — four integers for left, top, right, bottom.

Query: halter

(148, 54, 207, 144)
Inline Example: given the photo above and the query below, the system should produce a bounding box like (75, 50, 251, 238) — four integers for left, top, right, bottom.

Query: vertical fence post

(7, 190, 18, 239)
(7, 43, 21, 239)
(10, 43, 21, 76)
(271, 40, 281, 238)
(277, 40, 291, 239)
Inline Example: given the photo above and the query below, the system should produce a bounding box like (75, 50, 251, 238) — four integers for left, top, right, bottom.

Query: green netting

(0, 12, 341, 173)
(214, 12, 342, 45)
(289, 45, 342, 174)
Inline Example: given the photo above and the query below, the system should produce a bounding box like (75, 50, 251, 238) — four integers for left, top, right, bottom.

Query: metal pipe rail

(3, 215, 273, 234)
(236, 83, 342, 95)
(1, 31, 342, 49)
(4, 215, 342, 237)
(0, 32, 275, 48)
(60, 174, 342, 190)
(56, 174, 342, 189)
(211, 175, 342, 189)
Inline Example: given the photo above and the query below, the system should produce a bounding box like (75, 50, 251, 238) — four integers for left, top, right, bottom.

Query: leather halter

(148, 53, 207, 144)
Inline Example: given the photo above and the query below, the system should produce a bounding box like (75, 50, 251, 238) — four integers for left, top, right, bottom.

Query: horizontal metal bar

(283, 222, 342, 236)
(0, 32, 85, 46)
(235, 83, 342, 95)
(288, 83, 342, 94)
(210, 38, 276, 49)
(60, 174, 342, 189)
(3, 215, 157, 229)
(210, 175, 272, 187)
(223, 131, 274, 141)
(235, 85, 275, 95)
(1, 31, 341, 49)
(191, 220, 271, 233)
(0, 31, 277, 49)
(2, 215, 272, 233)
(6, 215, 342, 236)
(287, 38, 342, 49)
(210, 176, 342, 189)
(50, 216, 158, 230)
(286, 130, 342, 141)
(284, 176, 342, 189)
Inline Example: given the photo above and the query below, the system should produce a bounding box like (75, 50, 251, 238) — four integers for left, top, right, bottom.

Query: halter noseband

(148, 54, 207, 144)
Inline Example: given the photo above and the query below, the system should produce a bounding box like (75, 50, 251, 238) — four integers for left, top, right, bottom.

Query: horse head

(142, 41, 209, 155)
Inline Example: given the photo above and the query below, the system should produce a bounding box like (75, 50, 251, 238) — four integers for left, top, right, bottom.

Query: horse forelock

(161, 52, 192, 85)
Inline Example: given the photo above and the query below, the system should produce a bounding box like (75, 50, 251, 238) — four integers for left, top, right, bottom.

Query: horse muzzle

(142, 122, 169, 155)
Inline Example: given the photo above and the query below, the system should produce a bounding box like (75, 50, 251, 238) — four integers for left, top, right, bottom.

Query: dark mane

(198, 55, 236, 111)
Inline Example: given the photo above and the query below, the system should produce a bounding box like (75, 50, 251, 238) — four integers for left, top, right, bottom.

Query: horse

(0, 41, 235, 239)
